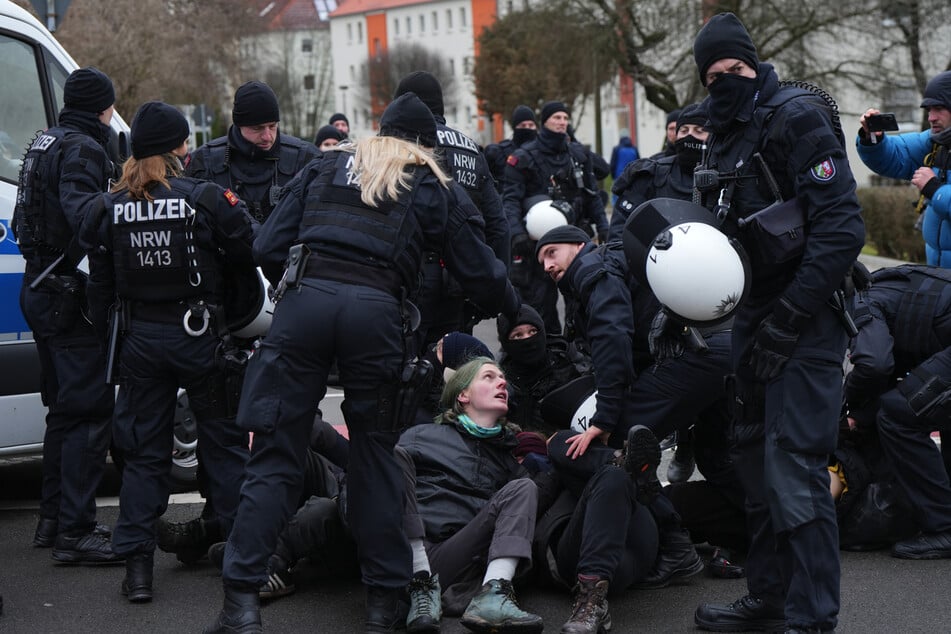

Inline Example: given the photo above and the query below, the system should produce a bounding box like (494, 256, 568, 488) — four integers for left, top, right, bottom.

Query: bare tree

(356, 43, 457, 120)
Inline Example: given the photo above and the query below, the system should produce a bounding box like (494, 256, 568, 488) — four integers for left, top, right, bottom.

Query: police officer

(688, 14, 865, 633)
(393, 71, 511, 346)
(14, 67, 120, 564)
(80, 101, 258, 602)
(503, 101, 609, 335)
(608, 103, 708, 241)
(484, 105, 538, 194)
(205, 92, 520, 633)
(329, 112, 350, 139)
(166, 80, 317, 561)
(847, 265, 951, 559)
(185, 80, 318, 223)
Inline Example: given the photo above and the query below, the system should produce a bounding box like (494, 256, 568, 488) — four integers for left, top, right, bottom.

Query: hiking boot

(365, 585, 406, 633)
(204, 586, 263, 634)
(259, 556, 296, 601)
(621, 425, 661, 504)
(34, 518, 111, 548)
(406, 571, 441, 633)
(460, 578, 543, 633)
(51, 532, 123, 565)
(707, 548, 745, 579)
(120, 552, 154, 603)
(694, 594, 785, 632)
(636, 527, 703, 589)
(667, 438, 696, 483)
(891, 530, 951, 560)
(156, 516, 221, 565)
(561, 575, 610, 634)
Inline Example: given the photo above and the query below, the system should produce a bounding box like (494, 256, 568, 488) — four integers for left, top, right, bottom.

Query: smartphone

(867, 113, 899, 132)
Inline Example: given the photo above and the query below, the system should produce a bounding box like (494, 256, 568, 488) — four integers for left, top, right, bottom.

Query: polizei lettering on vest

(129, 230, 172, 248)
(113, 198, 191, 224)
(436, 129, 479, 152)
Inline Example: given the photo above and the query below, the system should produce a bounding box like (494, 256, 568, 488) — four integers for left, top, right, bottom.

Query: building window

(358, 22, 363, 43)
(446, 9, 452, 29)
(406, 16, 411, 34)
(350, 65, 356, 81)
(347, 24, 353, 43)
(463, 56, 471, 74)
(449, 58, 455, 76)
(394, 19, 400, 35)
(420, 14, 425, 32)
(506, 1, 513, 13)
(304, 74, 315, 90)
(302, 38, 313, 53)
(460, 8, 466, 27)
(432, 10, 438, 30)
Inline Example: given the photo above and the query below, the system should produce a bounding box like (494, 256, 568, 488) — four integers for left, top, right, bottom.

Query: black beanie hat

(131, 101, 190, 159)
(394, 71, 444, 117)
(534, 224, 590, 258)
(666, 108, 683, 126)
(496, 303, 546, 342)
(314, 124, 345, 147)
(64, 67, 115, 114)
(379, 92, 438, 147)
(540, 101, 569, 125)
(441, 332, 493, 370)
(677, 102, 708, 129)
(329, 112, 349, 126)
(921, 71, 951, 109)
(232, 81, 280, 127)
(693, 12, 759, 86)
(510, 105, 536, 128)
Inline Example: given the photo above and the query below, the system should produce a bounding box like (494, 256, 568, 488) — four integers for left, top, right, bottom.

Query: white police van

(0, 1, 197, 490)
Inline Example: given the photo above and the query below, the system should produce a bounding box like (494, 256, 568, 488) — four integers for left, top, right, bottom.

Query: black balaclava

(498, 304, 548, 367)
(693, 12, 761, 132)
(674, 102, 709, 169)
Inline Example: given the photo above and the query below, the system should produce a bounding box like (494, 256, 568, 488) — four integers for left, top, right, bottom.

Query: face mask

(512, 128, 537, 147)
(675, 135, 706, 168)
(503, 333, 547, 367)
(707, 73, 759, 132)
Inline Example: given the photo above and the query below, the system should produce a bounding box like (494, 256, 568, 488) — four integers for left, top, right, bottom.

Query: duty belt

(304, 254, 403, 297)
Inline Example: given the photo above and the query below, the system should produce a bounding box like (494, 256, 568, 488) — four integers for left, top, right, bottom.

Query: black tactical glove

(597, 230, 609, 245)
(511, 233, 534, 260)
(649, 308, 708, 361)
(750, 297, 810, 382)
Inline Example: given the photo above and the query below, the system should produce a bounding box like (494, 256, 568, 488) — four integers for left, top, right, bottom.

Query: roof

(330, 0, 433, 18)
(253, 0, 336, 30)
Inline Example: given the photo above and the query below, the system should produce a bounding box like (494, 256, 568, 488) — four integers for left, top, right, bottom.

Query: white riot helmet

(224, 267, 275, 338)
(623, 198, 749, 326)
(524, 195, 569, 240)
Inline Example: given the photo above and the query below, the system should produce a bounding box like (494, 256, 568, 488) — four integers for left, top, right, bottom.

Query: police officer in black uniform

(166, 81, 318, 561)
(688, 14, 865, 634)
(503, 101, 609, 335)
(80, 101, 258, 602)
(185, 80, 318, 224)
(14, 67, 121, 564)
(847, 264, 951, 559)
(608, 103, 708, 241)
(205, 92, 520, 633)
(484, 105, 538, 194)
(393, 71, 511, 347)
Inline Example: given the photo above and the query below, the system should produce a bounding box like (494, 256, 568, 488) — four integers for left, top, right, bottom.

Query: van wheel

(170, 392, 199, 493)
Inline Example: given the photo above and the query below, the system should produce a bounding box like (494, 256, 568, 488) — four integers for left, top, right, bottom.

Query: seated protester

(396, 358, 545, 633)
(415, 332, 494, 424)
(846, 264, 951, 558)
(496, 304, 592, 435)
(533, 425, 663, 634)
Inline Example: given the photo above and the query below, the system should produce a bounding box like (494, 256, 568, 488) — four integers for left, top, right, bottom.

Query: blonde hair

(112, 153, 182, 201)
(346, 136, 450, 207)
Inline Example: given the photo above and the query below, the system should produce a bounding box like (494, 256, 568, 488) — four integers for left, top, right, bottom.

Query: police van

(0, 1, 198, 489)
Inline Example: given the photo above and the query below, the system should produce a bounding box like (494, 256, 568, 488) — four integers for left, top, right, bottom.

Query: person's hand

(750, 298, 809, 382)
(858, 107, 883, 144)
(511, 233, 534, 260)
(649, 308, 687, 360)
(912, 166, 940, 198)
(564, 425, 609, 459)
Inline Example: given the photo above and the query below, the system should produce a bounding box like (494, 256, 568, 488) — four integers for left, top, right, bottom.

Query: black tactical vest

(14, 128, 72, 255)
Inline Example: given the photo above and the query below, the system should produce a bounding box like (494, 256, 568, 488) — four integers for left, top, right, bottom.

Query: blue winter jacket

(856, 130, 951, 267)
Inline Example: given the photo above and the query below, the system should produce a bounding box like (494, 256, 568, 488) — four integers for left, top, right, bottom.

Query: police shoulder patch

(506, 154, 519, 166)
(223, 189, 240, 207)
(810, 158, 836, 182)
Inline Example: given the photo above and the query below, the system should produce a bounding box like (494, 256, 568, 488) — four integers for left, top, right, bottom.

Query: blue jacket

(856, 130, 951, 267)
(609, 136, 639, 180)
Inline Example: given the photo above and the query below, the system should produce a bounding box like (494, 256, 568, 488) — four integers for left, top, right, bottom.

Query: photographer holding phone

(857, 71, 951, 267)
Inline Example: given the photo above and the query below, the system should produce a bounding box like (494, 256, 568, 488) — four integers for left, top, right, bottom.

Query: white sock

(411, 539, 431, 575)
(482, 557, 518, 585)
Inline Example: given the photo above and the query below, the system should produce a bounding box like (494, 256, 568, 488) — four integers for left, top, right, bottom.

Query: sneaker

(34, 519, 111, 548)
(694, 594, 785, 632)
(259, 557, 296, 601)
(891, 530, 951, 559)
(51, 532, 124, 565)
(561, 575, 611, 634)
(460, 578, 543, 633)
(622, 425, 662, 504)
(406, 571, 441, 633)
(707, 548, 745, 579)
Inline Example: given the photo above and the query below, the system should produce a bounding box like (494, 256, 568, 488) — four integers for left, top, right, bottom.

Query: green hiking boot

(460, 578, 543, 633)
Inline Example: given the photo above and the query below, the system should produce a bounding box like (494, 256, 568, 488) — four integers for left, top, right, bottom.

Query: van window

(0, 33, 49, 182)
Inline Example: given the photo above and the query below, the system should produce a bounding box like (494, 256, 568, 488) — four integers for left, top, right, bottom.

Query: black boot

(204, 586, 263, 634)
(365, 585, 406, 633)
(121, 552, 154, 603)
(636, 524, 704, 589)
(156, 516, 221, 565)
